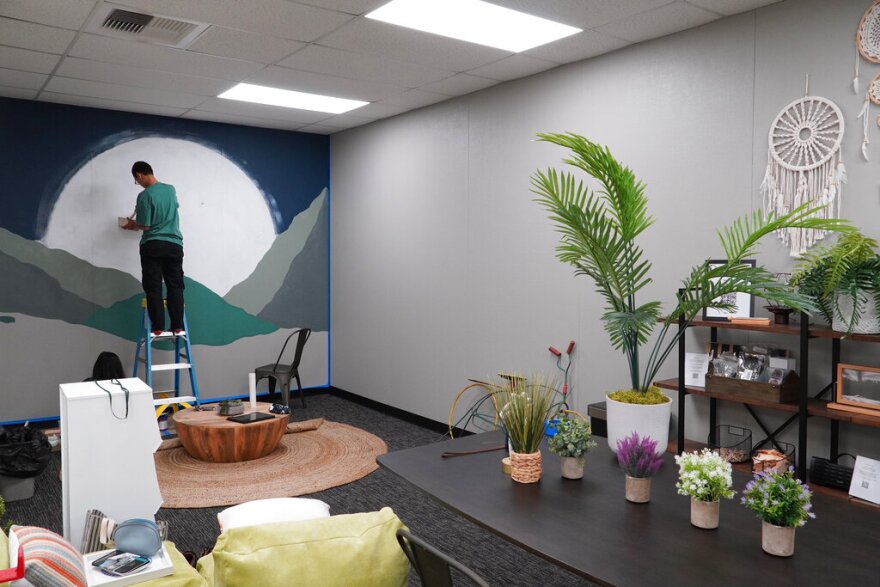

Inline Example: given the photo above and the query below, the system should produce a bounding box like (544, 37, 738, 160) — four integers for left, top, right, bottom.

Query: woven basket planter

(510, 450, 542, 483)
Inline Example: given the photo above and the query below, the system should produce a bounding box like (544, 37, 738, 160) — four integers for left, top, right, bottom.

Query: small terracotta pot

(510, 450, 542, 484)
(762, 520, 796, 557)
(625, 475, 651, 503)
(691, 498, 720, 529)
(560, 456, 584, 480)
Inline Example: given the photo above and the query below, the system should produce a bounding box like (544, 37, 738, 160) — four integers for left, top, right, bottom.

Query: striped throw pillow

(9, 526, 86, 587)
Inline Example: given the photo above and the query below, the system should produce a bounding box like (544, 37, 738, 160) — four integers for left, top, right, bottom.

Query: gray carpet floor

(4, 392, 595, 586)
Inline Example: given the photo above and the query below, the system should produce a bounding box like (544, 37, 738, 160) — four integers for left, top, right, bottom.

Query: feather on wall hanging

(761, 95, 846, 257)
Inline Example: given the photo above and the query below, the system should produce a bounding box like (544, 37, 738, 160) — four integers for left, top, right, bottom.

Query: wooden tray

(704, 370, 799, 404)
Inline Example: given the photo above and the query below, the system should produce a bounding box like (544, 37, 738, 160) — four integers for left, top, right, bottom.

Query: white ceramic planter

(690, 498, 720, 529)
(762, 521, 796, 557)
(832, 290, 880, 334)
(560, 456, 584, 480)
(606, 394, 672, 455)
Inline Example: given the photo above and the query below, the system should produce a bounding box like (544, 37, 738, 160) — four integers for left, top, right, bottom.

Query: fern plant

(791, 231, 880, 333)
(531, 132, 851, 396)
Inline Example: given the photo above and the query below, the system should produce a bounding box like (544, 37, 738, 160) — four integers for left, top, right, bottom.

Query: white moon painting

(42, 137, 276, 295)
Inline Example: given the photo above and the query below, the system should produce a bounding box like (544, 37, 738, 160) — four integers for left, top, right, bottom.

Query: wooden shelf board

(660, 317, 880, 343)
(655, 378, 880, 428)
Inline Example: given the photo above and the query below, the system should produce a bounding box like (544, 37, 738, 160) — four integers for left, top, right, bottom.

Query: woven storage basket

(809, 454, 855, 491)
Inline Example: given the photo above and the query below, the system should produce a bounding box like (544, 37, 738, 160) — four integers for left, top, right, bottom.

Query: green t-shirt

(136, 182, 183, 246)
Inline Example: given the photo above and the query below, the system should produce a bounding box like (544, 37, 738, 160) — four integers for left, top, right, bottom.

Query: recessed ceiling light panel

(366, 0, 581, 52)
(218, 83, 368, 114)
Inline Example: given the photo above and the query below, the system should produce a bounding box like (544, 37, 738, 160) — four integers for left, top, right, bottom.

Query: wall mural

(0, 98, 329, 421)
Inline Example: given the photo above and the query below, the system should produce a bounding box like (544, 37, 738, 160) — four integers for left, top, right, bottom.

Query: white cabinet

(60, 378, 163, 551)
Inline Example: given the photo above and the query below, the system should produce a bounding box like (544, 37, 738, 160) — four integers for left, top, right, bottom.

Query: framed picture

(829, 363, 880, 416)
(701, 259, 756, 321)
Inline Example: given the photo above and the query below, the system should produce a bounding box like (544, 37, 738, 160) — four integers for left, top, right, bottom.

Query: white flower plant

(675, 449, 735, 502)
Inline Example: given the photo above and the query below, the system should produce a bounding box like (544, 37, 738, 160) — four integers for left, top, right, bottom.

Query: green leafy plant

(741, 468, 814, 527)
(791, 231, 880, 333)
(548, 416, 597, 461)
(531, 132, 852, 398)
(493, 373, 558, 454)
(675, 449, 735, 502)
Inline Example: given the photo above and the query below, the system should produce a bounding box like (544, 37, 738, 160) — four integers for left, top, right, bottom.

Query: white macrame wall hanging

(857, 73, 880, 161)
(761, 94, 846, 257)
(853, 0, 880, 93)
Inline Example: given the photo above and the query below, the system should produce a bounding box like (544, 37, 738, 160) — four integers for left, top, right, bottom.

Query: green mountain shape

(224, 189, 326, 315)
(0, 227, 142, 308)
(258, 194, 328, 331)
(85, 277, 278, 346)
(0, 249, 101, 323)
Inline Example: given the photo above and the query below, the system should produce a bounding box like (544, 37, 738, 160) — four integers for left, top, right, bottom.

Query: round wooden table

(172, 402, 289, 462)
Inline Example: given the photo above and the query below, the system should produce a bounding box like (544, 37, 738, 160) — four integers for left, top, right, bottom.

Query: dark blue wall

(0, 97, 329, 239)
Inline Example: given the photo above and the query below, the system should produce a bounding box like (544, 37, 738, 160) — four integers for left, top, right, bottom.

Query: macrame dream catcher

(853, 0, 880, 93)
(761, 95, 846, 257)
(857, 73, 880, 161)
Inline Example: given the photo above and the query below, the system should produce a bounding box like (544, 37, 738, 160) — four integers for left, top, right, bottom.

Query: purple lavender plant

(616, 432, 664, 478)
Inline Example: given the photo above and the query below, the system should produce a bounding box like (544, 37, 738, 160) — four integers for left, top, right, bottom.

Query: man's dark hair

(131, 161, 153, 176)
(89, 351, 125, 381)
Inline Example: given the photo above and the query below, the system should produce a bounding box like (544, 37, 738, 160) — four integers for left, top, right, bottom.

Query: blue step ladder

(132, 298, 200, 417)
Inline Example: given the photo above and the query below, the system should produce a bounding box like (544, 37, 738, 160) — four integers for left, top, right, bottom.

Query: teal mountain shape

(0, 239, 278, 345)
(225, 189, 326, 315)
(258, 193, 328, 331)
(0, 316, 14, 323)
(0, 249, 101, 323)
(85, 277, 277, 345)
(0, 227, 142, 307)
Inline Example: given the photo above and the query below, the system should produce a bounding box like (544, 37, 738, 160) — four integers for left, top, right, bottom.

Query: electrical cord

(94, 379, 130, 420)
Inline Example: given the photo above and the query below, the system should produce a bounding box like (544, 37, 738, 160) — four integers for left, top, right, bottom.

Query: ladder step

(153, 396, 197, 406)
(151, 362, 191, 372)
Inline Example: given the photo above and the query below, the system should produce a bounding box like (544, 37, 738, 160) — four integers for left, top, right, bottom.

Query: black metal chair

(254, 328, 311, 408)
(396, 529, 489, 587)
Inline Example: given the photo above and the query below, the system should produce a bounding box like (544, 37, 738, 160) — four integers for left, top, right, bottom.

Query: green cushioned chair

(197, 507, 408, 587)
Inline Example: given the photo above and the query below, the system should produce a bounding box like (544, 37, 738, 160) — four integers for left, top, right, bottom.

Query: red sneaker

(151, 330, 164, 337)
(173, 329, 186, 336)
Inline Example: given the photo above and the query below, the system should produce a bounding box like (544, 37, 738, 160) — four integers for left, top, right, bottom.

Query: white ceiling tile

(39, 92, 189, 117)
(0, 0, 95, 30)
(378, 88, 448, 109)
(596, 1, 720, 44)
(0, 85, 38, 100)
(351, 101, 407, 119)
(0, 67, 47, 90)
(497, 0, 674, 29)
(466, 55, 557, 82)
(44, 76, 206, 108)
(278, 44, 452, 87)
(0, 17, 76, 54)
(417, 73, 499, 97)
(295, 123, 338, 135)
(181, 109, 310, 131)
(187, 27, 305, 64)
(295, 0, 388, 15)
(111, 0, 353, 42)
(193, 97, 331, 124)
(247, 65, 400, 101)
(523, 29, 631, 64)
(0, 47, 61, 75)
(685, 0, 781, 16)
(319, 17, 512, 71)
(55, 57, 235, 96)
(68, 34, 266, 81)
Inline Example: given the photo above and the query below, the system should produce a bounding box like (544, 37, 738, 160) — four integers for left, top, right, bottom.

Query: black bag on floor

(0, 426, 51, 478)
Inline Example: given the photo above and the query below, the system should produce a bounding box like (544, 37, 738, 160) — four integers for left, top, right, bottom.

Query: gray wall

(330, 0, 880, 460)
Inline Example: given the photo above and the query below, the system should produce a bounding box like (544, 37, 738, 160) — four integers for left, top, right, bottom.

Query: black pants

(140, 240, 185, 331)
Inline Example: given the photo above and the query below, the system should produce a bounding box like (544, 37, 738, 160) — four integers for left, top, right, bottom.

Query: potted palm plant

(531, 132, 851, 453)
(548, 415, 597, 479)
(494, 373, 558, 484)
(791, 231, 880, 334)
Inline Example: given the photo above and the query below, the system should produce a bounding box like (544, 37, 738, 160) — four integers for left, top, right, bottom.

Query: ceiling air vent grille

(102, 9, 152, 34)
(87, 2, 209, 48)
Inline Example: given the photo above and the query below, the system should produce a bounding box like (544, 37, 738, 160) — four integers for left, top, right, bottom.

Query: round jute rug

(154, 421, 387, 508)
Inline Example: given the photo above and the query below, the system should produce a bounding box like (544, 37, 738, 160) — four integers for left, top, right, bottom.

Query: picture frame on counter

(828, 363, 880, 416)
